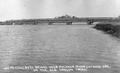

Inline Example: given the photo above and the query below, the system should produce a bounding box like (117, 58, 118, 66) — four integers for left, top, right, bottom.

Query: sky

(0, 0, 120, 21)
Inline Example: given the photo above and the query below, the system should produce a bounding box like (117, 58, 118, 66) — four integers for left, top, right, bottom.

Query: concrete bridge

(2, 17, 120, 25)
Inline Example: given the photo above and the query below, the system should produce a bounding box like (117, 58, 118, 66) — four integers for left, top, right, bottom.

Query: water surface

(0, 24, 120, 73)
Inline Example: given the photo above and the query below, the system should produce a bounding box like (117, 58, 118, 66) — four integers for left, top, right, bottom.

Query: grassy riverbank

(93, 23, 120, 38)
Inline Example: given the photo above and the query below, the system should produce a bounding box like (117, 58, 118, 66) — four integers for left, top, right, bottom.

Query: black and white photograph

(0, 0, 120, 73)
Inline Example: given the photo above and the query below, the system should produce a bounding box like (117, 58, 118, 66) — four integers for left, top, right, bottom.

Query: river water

(0, 24, 120, 73)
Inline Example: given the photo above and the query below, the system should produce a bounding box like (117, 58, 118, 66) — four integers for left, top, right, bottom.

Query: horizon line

(0, 15, 119, 22)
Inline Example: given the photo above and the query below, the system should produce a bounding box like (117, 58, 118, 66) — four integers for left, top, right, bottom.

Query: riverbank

(93, 23, 120, 38)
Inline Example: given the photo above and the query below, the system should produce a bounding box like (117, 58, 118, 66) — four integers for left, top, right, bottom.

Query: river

(0, 24, 120, 73)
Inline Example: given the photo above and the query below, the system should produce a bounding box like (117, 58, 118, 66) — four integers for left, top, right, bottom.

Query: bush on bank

(93, 23, 120, 38)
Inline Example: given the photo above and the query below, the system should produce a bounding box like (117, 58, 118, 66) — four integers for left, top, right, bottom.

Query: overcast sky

(0, 0, 120, 21)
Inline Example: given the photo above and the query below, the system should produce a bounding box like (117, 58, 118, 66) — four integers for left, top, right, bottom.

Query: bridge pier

(33, 21, 37, 25)
(87, 20, 94, 25)
(66, 22, 72, 25)
(48, 22, 53, 25)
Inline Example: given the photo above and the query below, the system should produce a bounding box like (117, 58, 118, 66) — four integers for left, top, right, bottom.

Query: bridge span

(1, 17, 120, 25)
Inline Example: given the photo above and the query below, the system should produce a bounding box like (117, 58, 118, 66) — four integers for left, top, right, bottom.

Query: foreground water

(0, 24, 120, 73)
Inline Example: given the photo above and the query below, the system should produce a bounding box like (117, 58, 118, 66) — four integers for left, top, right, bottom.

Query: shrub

(93, 23, 120, 38)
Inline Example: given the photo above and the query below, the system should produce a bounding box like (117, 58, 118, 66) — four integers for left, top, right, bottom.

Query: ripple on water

(0, 25, 120, 73)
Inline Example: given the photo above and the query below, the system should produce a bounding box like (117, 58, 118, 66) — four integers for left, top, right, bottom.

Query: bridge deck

(1, 18, 120, 25)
